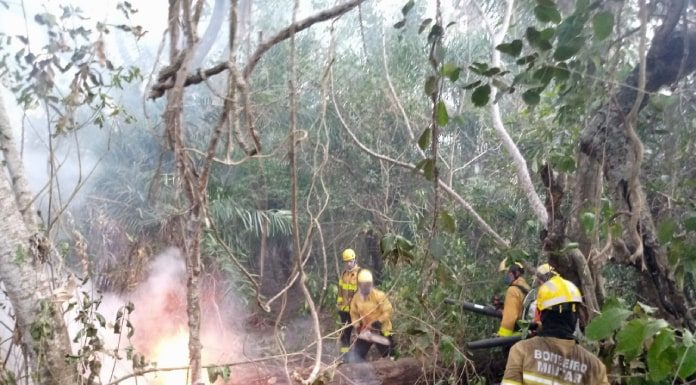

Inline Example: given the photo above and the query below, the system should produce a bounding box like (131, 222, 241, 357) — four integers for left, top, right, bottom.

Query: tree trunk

(0, 92, 38, 228)
(225, 358, 426, 385)
(573, 20, 696, 326)
(0, 173, 77, 385)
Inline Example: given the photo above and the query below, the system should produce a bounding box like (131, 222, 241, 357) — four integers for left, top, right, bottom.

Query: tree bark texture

(223, 358, 426, 385)
(0, 92, 38, 228)
(572, 20, 696, 326)
(0, 175, 76, 385)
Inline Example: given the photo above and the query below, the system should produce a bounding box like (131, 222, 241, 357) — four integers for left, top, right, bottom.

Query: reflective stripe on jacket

(498, 277, 530, 336)
(502, 336, 610, 385)
(350, 288, 393, 335)
(337, 265, 360, 311)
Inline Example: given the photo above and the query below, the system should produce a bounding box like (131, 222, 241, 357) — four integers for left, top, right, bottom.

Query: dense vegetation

(0, 0, 695, 384)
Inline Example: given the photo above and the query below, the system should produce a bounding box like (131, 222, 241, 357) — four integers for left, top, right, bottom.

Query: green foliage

(380, 233, 416, 264)
(418, 128, 432, 151)
(207, 365, 231, 383)
(471, 84, 491, 106)
(586, 301, 696, 381)
(438, 211, 456, 234)
(591, 11, 614, 41)
(534, 3, 562, 24)
(496, 39, 523, 57)
(435, 101, 449, 126)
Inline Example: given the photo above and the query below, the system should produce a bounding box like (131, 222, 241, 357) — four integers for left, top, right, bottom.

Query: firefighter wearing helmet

(497, 259, 531, 337)
(337, 248, 360, 354)
(350, 269, 395, 359)
(502, 276, 610, 385)
(522, 263, 559, 325)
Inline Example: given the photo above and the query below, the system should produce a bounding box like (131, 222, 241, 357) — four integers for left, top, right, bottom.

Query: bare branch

(149, 0, 366, 98)
(474, 0, 550, 227)
(330, 69, 510, 249)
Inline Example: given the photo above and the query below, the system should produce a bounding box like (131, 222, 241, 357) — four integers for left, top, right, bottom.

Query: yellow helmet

(357, 269, 373, 283)
(536, 263, 556, 276)
(342, 248, 356, 262)
(498, 258, 524, 272)
(536, 275, 582, 311)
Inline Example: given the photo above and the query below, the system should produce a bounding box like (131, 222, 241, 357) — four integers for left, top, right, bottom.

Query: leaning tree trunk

(0, 92, 37, 227)
(571, 6, 696, 327)
(0, 162, 77, 384)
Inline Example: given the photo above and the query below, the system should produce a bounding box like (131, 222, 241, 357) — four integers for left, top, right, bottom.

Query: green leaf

(428, 24, 444, 44)
(539, 27, 555, 40)
(678, 347, 696, 380)
(534, 4, 561, 24)
(592, 11, 614, 41)
(554, 64, 570, 82)
(648, 329, 676, 381)
(516, 53, 538, 66)
(495, 39, 523, 57)
(468, 62, 489, 75)
(522, 89, 541, 106)
(586, 307, 633, 340)
(418, 128, 432, 151)
(441, 63, 461, 82)
(471, 84, 491, 107)
(553, 37, 585, 61)
(525, 28, 553, 51)
(416, 159, 436, 181)
(394, 19, 406, 29)
(439, 211, 456, 233)
(580, 212, 595, 234)
(616, 319, 647, 360)
(533, 66, 555, 86)
(685, 212, 696, 232)
(657, 219, 677, 243)
(401, 0, 415, 15)
(418, 18, 433, 34)
(462, 80, 481, 90)
(557, 14, 588, 44)
(644, 318, 669, 338)
(424, 75, 438, 97)
(96, 313, 106, 328)
(436, 101, 449, 126)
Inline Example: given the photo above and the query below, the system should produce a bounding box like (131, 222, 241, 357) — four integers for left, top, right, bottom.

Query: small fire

(148, 329, 198, 385)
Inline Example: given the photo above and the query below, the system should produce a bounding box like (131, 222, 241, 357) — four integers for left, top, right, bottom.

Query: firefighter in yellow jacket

(350, 269, 394, 359)
(502, 276, 610, 385)
(337, 248, 360, 354)
(498, 259, 531, 337)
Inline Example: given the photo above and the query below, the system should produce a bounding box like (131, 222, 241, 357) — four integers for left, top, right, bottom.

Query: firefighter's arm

(498, 287, 522, 336)
(501, 342, 524, 385)
(349, 297, 361, 329)
(336, 278, 344, 309)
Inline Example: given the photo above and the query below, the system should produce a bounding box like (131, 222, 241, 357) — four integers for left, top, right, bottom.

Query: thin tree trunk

(0, 92, 38, 228)
(0, 169, 77, 385)
(476, 0, 549, 226)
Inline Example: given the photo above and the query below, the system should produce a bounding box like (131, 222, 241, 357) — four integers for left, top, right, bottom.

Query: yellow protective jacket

(337, 265, 360, 311)
(350, 288, 393, 335)
(498, 277, 530, 336)
(502, 336, 610, 385)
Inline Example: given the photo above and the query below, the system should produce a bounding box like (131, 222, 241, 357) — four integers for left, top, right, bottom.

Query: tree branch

(473, 0, 549, 226)
(149, 0, 366, 98)
(330, 70, 510, 249)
